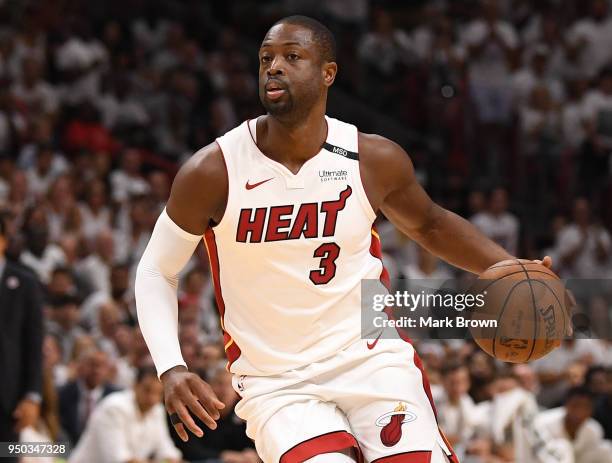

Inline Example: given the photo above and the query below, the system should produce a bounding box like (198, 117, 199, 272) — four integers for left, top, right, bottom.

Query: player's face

(258, 24, 334, 120)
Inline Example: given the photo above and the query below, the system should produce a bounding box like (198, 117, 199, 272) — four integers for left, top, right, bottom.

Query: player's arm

(135, 142, 227, 441)
(359, 133, 513, 274)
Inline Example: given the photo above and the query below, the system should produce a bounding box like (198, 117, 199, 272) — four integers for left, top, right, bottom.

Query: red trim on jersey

(369, 226, 390, 290)
(279, 431, 363, 463)
(371, 450, 432, 463)
(204, 227, 241, 368)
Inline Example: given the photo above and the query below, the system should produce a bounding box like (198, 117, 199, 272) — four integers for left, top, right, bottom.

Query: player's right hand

(161, 365, 225, 441)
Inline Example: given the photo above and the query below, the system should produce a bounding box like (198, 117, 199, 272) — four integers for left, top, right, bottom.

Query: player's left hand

(13, 398, 40, 432)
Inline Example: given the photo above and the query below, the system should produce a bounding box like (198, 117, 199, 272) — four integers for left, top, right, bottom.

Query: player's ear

(322, 61, 337, 88)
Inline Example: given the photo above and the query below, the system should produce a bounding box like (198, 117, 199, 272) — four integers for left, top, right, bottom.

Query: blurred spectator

(148, 170, 170, 214)
(76, 228, 115, 295)
(591, 367, 612, 439)
(534, 387, 612, 463)
(471, 187, 519, 255)
(69, 366, 181, 463)
(512, 44, 564, 108)
(82, 263, 135, 329)
(109, 148, 150, 204)
(58, 349, 118, 445)
(556, 198, 610, 278)
(432, 361, 479, 451)
(25, 143, 68, 199)
(11, 57, 58, 117)
(462, 0, 518, 126)
(77, 179, 111, 242)
(170, 365, 255, 462)
(580, 67, 612, 194)
(20, 205, 66, 284)
(0, 212, 43, 462)
(19, 369, 62, 463)
(565, 0, 612, 80)
(46, 294, 85, 364)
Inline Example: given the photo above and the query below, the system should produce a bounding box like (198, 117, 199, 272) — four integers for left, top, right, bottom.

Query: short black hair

(440, 359, 467, 377)
(49, 293, 80, 308)
(565, 386, 594, 403)
(272, 15, 336, 63)
(136, 365, 159, 383)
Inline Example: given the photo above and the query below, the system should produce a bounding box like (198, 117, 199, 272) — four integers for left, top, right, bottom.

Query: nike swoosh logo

(245, 177, 274, 190)
(367, 330, 383, 350)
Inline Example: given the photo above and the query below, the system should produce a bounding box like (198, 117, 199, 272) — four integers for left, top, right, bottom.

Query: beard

(260, 89, 295, 117)
(259, 83, 321, 125)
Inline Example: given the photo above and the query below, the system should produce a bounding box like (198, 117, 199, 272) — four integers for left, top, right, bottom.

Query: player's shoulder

(172, 142, 228, 197)
(357, 131, 413, 169)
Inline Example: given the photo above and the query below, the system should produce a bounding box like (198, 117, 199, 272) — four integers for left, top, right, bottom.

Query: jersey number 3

(309, 242, 340, 285)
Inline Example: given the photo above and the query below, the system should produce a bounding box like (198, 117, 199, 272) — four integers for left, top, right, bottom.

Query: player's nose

(267, 57, 285, 76)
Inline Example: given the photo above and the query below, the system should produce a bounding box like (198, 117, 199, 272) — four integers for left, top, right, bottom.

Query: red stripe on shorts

(371, 450, 432, 463)
(280, 430, 364, 463)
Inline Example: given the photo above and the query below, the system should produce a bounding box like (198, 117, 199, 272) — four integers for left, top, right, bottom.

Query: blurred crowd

(0, 0, 611, 462)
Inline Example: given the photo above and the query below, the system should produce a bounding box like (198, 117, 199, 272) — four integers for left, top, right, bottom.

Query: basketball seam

(478, 269, 559, 294)
(490, 278, 532, 359)
(518, 260, 538, 362)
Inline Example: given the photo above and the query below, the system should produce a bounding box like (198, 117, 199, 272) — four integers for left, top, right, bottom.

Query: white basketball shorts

(232, 338, 459, 463)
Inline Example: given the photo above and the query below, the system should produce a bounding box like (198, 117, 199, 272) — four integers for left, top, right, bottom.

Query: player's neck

(259, 109, 328, 170)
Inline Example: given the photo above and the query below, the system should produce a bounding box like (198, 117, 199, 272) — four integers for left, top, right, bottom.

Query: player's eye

(260, 55, 272, 64)
(287, 53, 299, 61)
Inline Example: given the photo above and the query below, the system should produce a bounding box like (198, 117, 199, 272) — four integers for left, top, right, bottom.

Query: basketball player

(135, 16, 551, 463)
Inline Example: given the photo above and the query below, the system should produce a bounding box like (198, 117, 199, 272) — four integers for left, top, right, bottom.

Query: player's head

(259, 15, 337, 123)
(134, 365, 164, 414)
(564, 386, 594, 426)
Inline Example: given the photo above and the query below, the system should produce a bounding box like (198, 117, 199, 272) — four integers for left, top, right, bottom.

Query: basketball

(469, 259, 569, 363)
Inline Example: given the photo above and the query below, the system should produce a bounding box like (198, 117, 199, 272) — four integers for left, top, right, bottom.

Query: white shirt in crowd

(110, 170, 150, 203)
(431, 385, 480, 447)
(11, 80, 59, 115)
(533, 407, 612, 463)
(581, 90, 612, 144)
(532, 340, 609, 375)
(512, 67, 564, 108)
(20, 243, 66, 284)
(461, 19, 518, 86)
(555, 224, 611, 278)
(566, 16, 612, 79)
(562, 100, 588, 149)
(471, 211, 519, 256)
(69, 389, 181, 463)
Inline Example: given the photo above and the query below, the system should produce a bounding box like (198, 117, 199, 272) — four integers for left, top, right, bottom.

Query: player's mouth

(265, 80, 287, 100)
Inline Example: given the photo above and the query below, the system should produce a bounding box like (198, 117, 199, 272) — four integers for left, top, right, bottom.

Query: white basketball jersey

(207, 116, 388, 376)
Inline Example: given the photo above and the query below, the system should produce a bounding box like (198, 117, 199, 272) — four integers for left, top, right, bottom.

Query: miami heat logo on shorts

(375, 402, 417, 447)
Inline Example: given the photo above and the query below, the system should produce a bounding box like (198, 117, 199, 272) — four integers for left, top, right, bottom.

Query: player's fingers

(174, 421, 189, 442)
(184, 393, 218, 430)
(166, 404, 190, 442)
(189, 377, 225, 416)
(534, 256, 553, 268)
(170, 399, 203, 438)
